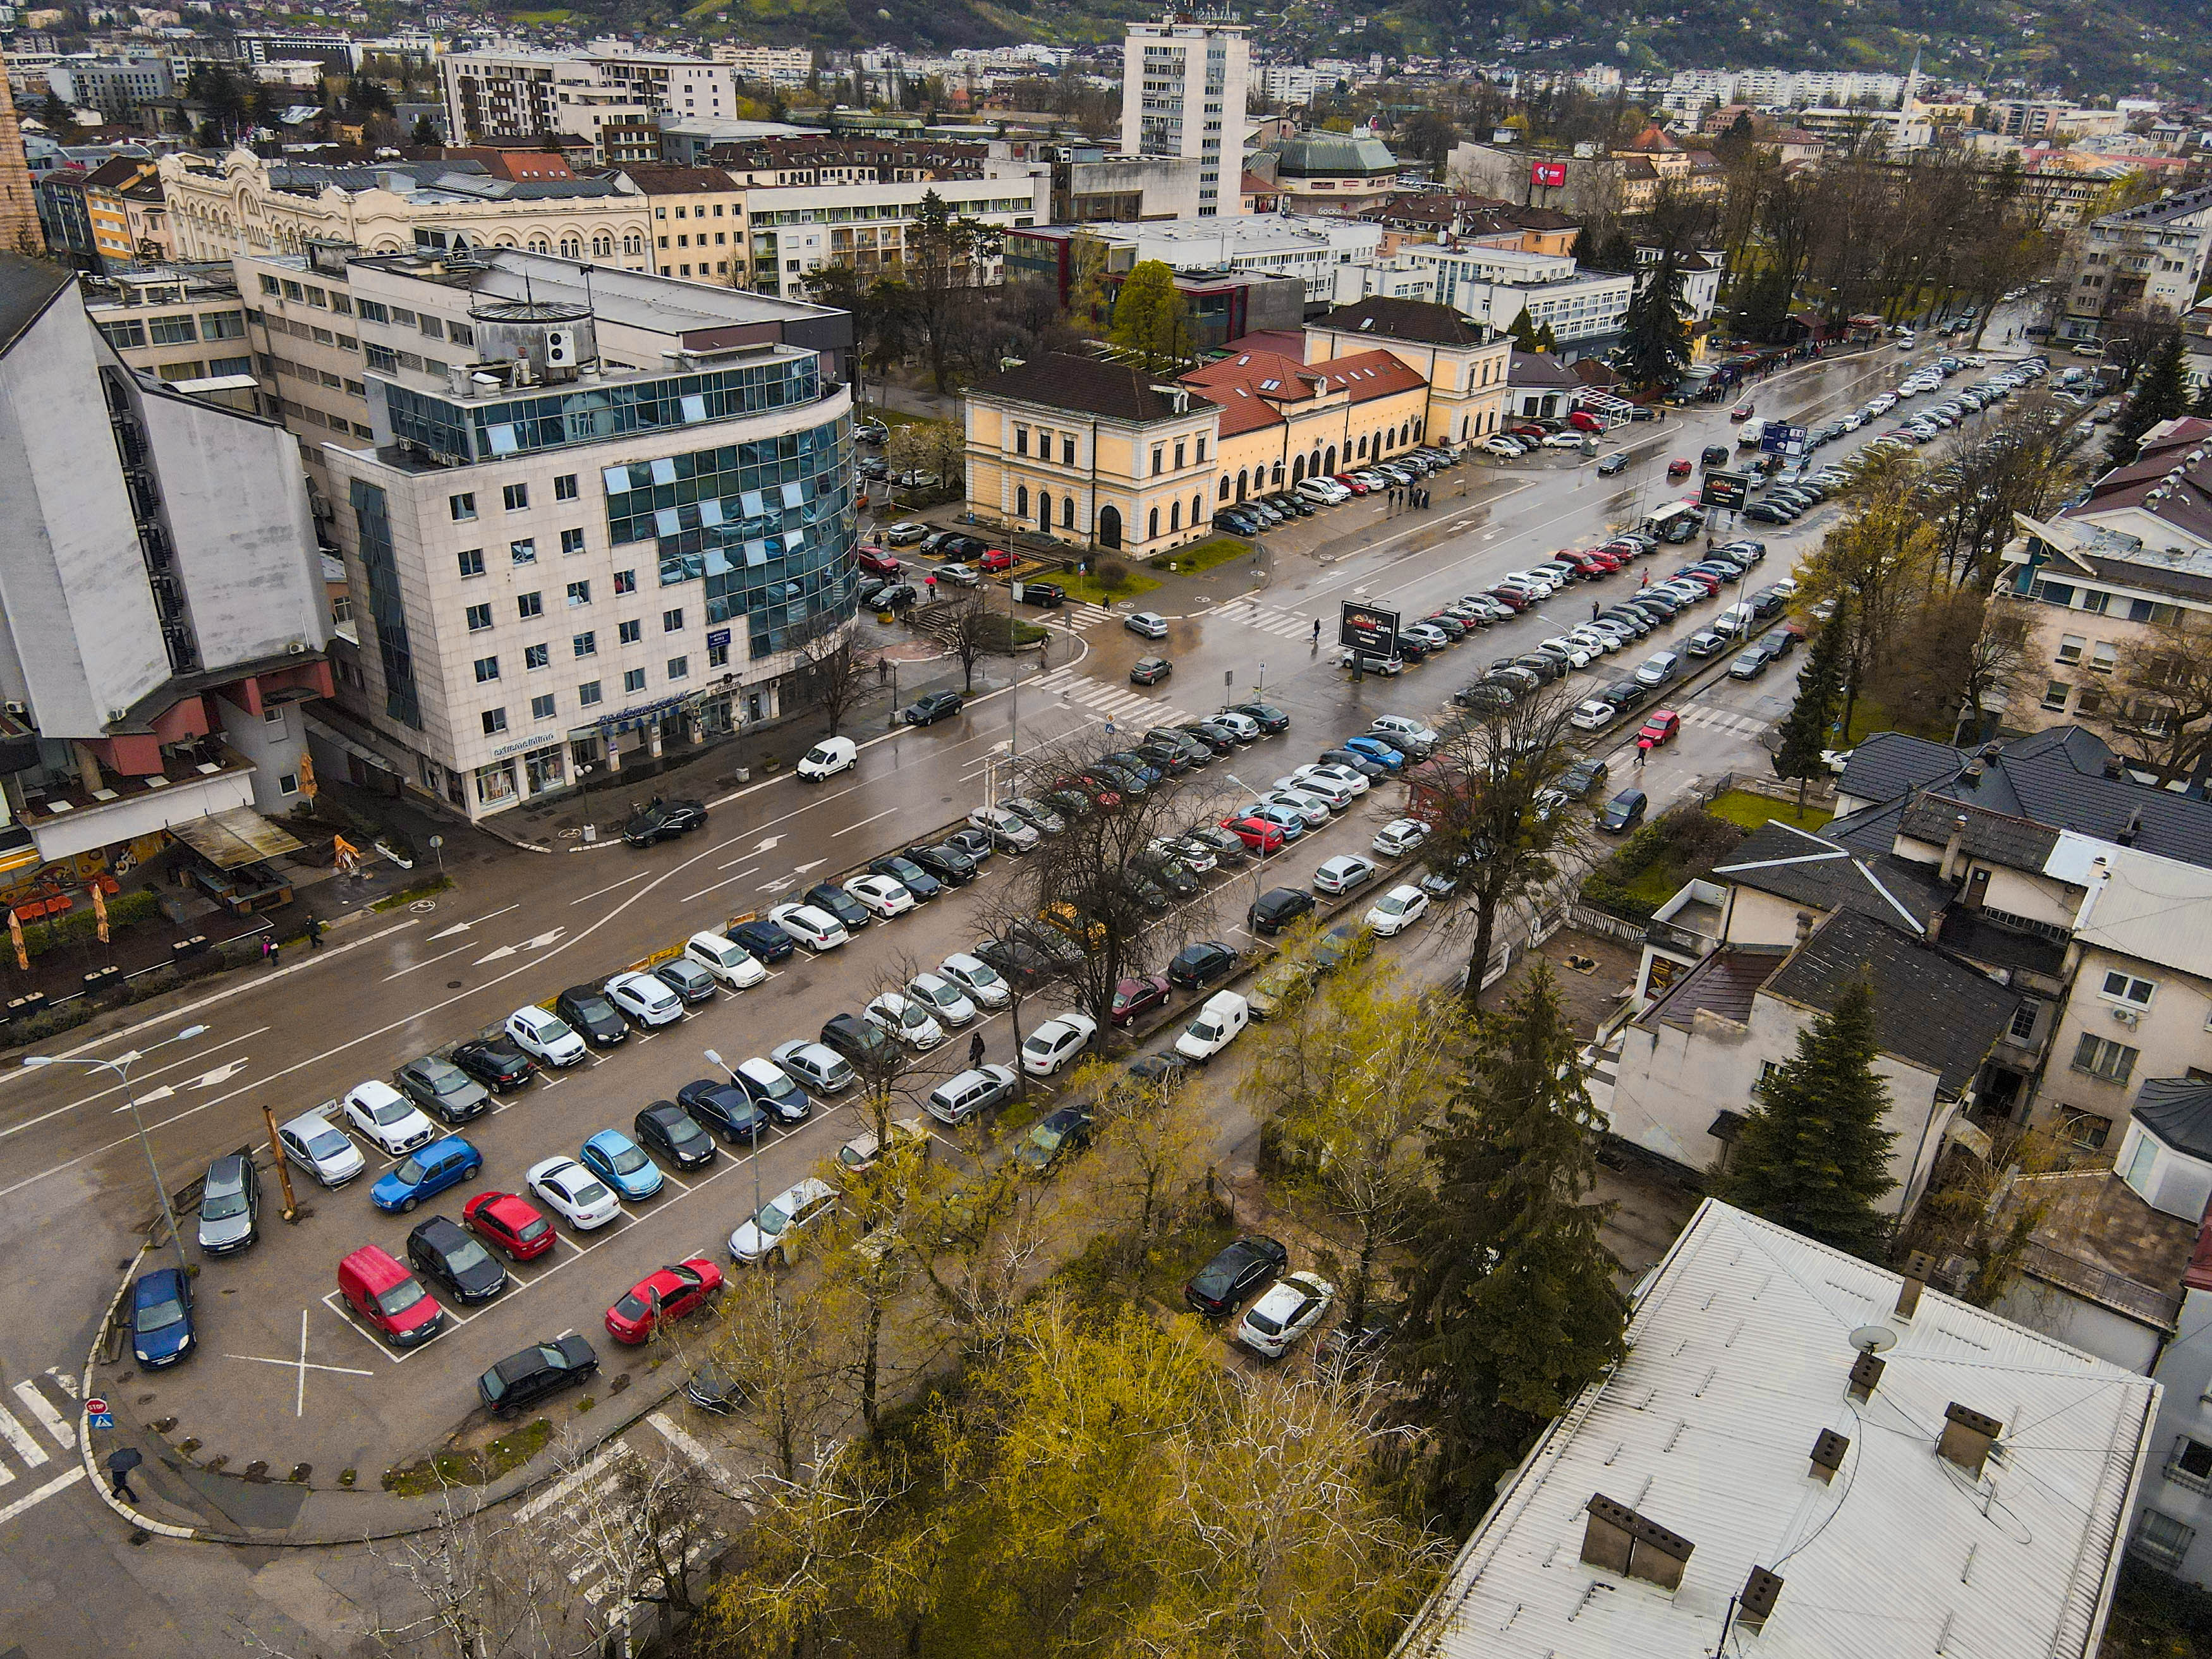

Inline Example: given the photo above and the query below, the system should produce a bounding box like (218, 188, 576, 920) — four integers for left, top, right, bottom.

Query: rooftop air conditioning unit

(3, 702, 25, 717)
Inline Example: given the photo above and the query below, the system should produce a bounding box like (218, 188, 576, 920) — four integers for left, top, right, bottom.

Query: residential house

(2059, 184, 2212, 346)
(2134, 1202, 2212, 1585)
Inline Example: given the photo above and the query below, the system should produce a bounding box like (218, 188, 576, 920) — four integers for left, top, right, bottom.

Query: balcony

(17, 742, 257, 863)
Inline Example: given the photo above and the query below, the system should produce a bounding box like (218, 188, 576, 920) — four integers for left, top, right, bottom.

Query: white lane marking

(0, 1401, 49, 1468)
(382, 941, 483, 981)
(568, 870, 653, 906)
(832, 807, 901, 837)
(11, 1380, 71, 1449)
(0, 1028, 270, 1140)
(678, 872, 758, 904)
(0, 1466, 83, 1526)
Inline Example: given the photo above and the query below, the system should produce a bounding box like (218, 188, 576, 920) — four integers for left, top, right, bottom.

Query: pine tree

(1717, 974, 1897, 1258)
(1533, 320, 1559, 353)
(2108, 331, 2191, 468)
(1618, 252, 1691, 390)
(1507, 310, 1540, 351)
(1773, 596, 1847, 808)
(2195, 379, 2212, 421)
(1397, 966, 1625, 1526)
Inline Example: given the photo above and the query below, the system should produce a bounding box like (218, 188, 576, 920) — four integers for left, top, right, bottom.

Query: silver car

(278, 1107, 366, 1188)
(197, 1153, 260, 1255)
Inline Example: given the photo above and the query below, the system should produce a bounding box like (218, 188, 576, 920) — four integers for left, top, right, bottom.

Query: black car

(822, 1011, 902, 1074)
(803, 881, 873, 932)
(1558, 758, 1609, 801)
(1356, 731, 1421, 765)
(727, 919, 797, 963)
(451, 1036, 535, 1093)
(1232, 701, 1290, 734)
(621, 796, 707, 846)
(904, 843, 975, 886)
(1040, 787, 1095, 823)
(1167, 939, 1240, 991)
(1016, 581, 1066, 608)
(556, 985, 628, 1046)
(1747, 587, 1787, 619)
(684, 1362, 746, 1414)
(1249, 887, 1316, 935)
(635, 1100, 718, 1169)
(676, 1077, 768, 1144)
(1015, 1104, 1095, 1174)
(478, 1333, 599, 1417)
(1178, 720, 1239, 756)
(1753, 627, 1798, 664)
(1598, 789, 1650, 834)
(868, 853, 942, 902)
(976, 934, 1062, 989)
(902, 688, 964, 726)
(407, 1214, 508, 1304)
(1127, 1052, 1193, 1087)
(1134, 854, 1199, 899)
(652, 956, 719, 1006)
(1136, 734, 1195, 775)
(1318, 747, 1389, 780)
(1601, 678, 1652, 715)
(1185, 1234, 1289, 1318)
(395, 1056, 491, 1124)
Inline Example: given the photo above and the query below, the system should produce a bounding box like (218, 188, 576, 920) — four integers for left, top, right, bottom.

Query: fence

(1688, 769, 1835, 810)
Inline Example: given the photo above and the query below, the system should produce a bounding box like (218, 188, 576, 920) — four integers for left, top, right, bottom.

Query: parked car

(1110, 974, 1172, 1027)
(727, 918, 798, 962)
(1365, 884, 1430, 937)
(925, 1064, 1022, 1126)
(1237, 1270, 1336, 1359)
(580, 1127, 665, 1201)
(406, 1213, 507, 1304)
(770, 1038, 858, 1097)
(196, 1152, 260, 1255)
(1249, 886, 1316, 935)
(685, 931, 770, 989)
(730, 1177, 839, 1264)
(769, 902, 849, 954)
(1174, 990, 1250, 1064)
(1313, 853, 1378, 896)
(525, 1155, 623, 1230)
(395, 1056, 490, 1124)
(1597, 789, 1650, 834)
(1167, 939, 1240, 991)
(865, 992, 947, 1050)
(554, 985, 628, 1047)
(372, 1134, 484, 1214)
(635, 1100, 718, 1169)
(604, 969, 684, 1028)
(1185, 1235, 1289, 1318)
(336, 1245, 443, 1347)
(479, 1334, 598, 1418)
(796, 735, 858, 781)
(674, 1077, 769, 1145)
(939, 952, 1012, 1009)
(1015, 1104, 1095, 1175)
(1371, 817, 1430, 858)
(605, 1257, 724, 1344)
(449, 1037, 535, 1093)
(343, 1080, 439, 1157)
(463, 1189, 556, 1260)
(1020, 1011, 1099, 1076)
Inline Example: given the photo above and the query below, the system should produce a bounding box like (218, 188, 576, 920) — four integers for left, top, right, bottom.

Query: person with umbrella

(107, 1447, 143, 1503)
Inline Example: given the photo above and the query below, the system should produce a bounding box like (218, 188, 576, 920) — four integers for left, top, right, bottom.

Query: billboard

(1759, 424, 1807, 454)
(1699, 471, 1751, 512)
(1339, 600, 1400, 655)
(1530, 161, 1568, 189)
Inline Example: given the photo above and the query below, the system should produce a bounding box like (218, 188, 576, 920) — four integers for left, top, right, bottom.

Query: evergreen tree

(1397, 966, 1625, 1526)
(1109, 258, 1192, 370)
(1533, 320, 1558, 353)
(2107, 330, 2190, 468)
(1619, 252, 1692, 390)
(2195, 379, 2212, 420)
(1717, 975, 1897, 1258)
(1773, 595, 1847, 807)
(411, 114, 438, 148)
(1507, 310, 1540, 351)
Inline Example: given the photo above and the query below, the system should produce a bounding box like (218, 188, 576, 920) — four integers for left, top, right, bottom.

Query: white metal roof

(2057, 834, 2212, 980)
(1395, 1200, 2158, 1659)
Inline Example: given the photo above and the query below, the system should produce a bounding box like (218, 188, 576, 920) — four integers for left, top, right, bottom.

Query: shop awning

(169, 806, 308, 870)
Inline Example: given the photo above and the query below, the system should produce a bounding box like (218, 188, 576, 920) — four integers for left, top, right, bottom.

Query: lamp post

(1224, 773, 1273, 917)
(24, 1023, 209, 1277)
(702, 1047, 763, 1239)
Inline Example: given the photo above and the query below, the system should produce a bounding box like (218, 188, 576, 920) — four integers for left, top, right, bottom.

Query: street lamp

(25, 1023, 210, 1277)
(702, 1047, 763, 1234)
(1224, 773, 1274, 915)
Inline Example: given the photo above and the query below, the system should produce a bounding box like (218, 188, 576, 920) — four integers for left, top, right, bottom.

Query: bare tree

(544, 1434, 734, 1644)
(703, 1270, 846, 1486)
(937, 585, 998, 692)
(352, 1481, 574, 1659)
(788, 608, 874, 737)
(2117, 613, 2212, 786)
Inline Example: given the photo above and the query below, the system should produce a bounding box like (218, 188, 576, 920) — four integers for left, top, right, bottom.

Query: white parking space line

(11, 1381, 71, 1449)
(652, 1167, 691, 1194)
(834, 807, 901, 837)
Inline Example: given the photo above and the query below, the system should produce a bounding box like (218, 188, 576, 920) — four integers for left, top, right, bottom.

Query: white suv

(506, 1004, 588, 1067)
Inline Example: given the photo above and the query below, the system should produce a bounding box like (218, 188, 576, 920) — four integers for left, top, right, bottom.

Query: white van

(685, 930, 769, 989)
(1735, 419, 1766, 450)
(796, 735, 858, 781)
(1715, 601, 1756, 638)
(1174, 991, 1250, 1064)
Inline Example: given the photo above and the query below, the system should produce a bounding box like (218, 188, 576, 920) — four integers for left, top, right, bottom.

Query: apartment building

(1992, 100, 2128, 141)
(0, 254, 329, 886)
(710, 44, 814, 87)
(1411, 244, 1634, 361)
(81, 265, 257, 411)
(2062, 185, 2212, 344)
(263, 248, 855, 822)
(0, 51, 40, 259)
(1002, 214, 1383, 309)
(1121, 15, 1249, 216)
(441, 45, 742, 149)
(736, 172, 1044, 301)
(44, 55, 172, 123)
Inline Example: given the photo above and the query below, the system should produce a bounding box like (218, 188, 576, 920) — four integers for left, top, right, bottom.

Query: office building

(1410, 244, 1636, 361)
(1121, 14, 1249, 216)
(82, 265, 258, 411)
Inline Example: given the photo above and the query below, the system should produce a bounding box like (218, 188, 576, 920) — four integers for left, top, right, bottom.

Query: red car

(1509, 422, 1548, 439)
(463, 1190, 557, 1261)
(337, 1246, 444, 1347)
(1333, 472, 1371, 495)
(1730, 401, 1756, 420)
(855, 545, 902, 576)
(1110, 974, 1172, 1027)
(978, 547, 1015, 573)
(1666, 458, 1693, 478)
(1568, 409, 1604, 432)
(1484, 586, 1529, 612)
(1220, 813, 1287, 854)
(604, 1256, 724, 1345)
(1638, 710, 1681, 748)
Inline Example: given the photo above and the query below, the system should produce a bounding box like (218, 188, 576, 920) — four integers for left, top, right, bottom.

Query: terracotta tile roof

(1311, 348, 1426, 401)
(1642, 944, 1789, 1032)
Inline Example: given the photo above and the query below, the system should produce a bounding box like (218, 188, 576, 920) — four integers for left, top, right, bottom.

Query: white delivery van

(796, 736, 858, 781)
(1175, 991, 1251, 1064)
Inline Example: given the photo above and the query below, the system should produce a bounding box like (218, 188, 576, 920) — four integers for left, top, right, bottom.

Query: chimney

(1937, 1403, 2003, 1477)
(2119, 808, 2144, 847)
(1794, 909, 1814, 944)
(1846, 1350, 1885, 1402)
(1939, 813, 1969, 882)
(1809, 1428, 1849, 1483)
(1960, 760, 1984, 788)
(2104, 757, 2125, 780)
(1581, 1494, 1696, 1591)
(1895, 1250, 1935, 1320)
(1738, 1566, 1785, 1633)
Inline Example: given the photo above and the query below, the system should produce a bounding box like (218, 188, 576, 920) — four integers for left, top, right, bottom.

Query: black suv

(1016, 581, 1066, 607)
(451, 1037, 535, 1093)
(822, 1011, 902, 1074)
(621, 796, 707, 846)
(478, 1334, 599, 1418)
(868, 853, 942, 901)
(1184, 1235, 1289, 1317)
(1167, 939, 1239, 991)
(727, 919, 796, 963)
(904, 843, 975, 887)
(676, 1078, 769, 1144)
(554, 985, 627, 1046)
(1248, 887, 1316, 935)
(407, 1214, 508, 1304)
(902, 689, 964, 726)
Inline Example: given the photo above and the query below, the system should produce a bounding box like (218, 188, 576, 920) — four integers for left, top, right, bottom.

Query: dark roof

(1896, 796, 2060, 873)
(1641, 944, 1789, 1034)
(968, 353, 1198, 423)
(1835, 731, 1965, 804)
(1313, 297, 1489, 348)
(1762, 909, 2020, 1096)
(1935, 909, 2069, 978)
(0, 255, 74, 360)
(1711, 820, 1952, 933)
(2007, 1170, 2191, 1330)
(1508, 348, 1580, 389)
(2133, 1077, 2212, 1161)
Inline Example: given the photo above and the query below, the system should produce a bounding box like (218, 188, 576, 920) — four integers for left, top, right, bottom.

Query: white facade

(1121, 16, 1249, 217)
(712, 44, 815, 87)
(2139, 1235, 2212, 1586)
(1258, 63, 1317, 107)
(1411, 245, 1634, 349)
(744, 173, 1047, 300)
(442, 45, 743, 146)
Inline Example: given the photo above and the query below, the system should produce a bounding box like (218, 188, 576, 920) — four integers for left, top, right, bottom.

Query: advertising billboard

(1699, 471, 1751, 512)
(1530, 161, 1568, 189)
(1339, 600, 1400, 655)
(1759, 424, 1807, 454)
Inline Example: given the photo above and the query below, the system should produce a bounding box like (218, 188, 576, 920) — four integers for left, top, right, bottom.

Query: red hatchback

(978, 547, 1015, 573)
(1638, 710, 1682, 748)
(605, 1256, 724, 1345)
(1334, 472, 1371, 495)
(1110, 974, 1172, 1027)
(1220, 813, 1287, 854)
(463, 1190, 556, 1261)
(855, 545, 902, 576)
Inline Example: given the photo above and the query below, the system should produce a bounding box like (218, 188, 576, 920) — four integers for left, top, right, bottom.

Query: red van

(337, 1246, 445, 1347)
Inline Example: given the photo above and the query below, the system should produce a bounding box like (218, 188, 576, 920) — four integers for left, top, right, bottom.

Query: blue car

(580, 1128, 665, 1200)
(130, 1266, 195, 1368)
(371, 1134, 485, 1213)
(1340, 735, 1406, 771)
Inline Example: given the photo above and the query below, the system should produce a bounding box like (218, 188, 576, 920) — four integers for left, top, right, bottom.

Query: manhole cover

(447, 980, 464, 989)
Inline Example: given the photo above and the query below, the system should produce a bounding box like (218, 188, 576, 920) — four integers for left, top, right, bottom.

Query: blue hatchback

(1340, 735, 1406, 770)
(130, 1266, 195, 1368)
(371, 1135, 485, 1213)
(580, 1128, 665, 1200)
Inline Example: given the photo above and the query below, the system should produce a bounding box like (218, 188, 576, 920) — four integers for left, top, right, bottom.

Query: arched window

(1062, 497, 1074, 529)
(1169, 501, 1181, 532)
(1325, 446, 1337, 475)
(1099, 505, 1122, 548)
(1219, 477, 1231, 501)
(1401, 420, 1411, 444)
(1292, 455, 1306, 483)
(1310, 447, 1323, 477)
(1236, 469, 1249, 500)
(593, 233, 613, 258)
(528, 236, 549, 254)
(1016, 484, 1029, 516)
(623, 234, 643, 257)
(1038, 492, 1052, 532)
(1357, 435, 1368, 459)
(1191, 493, 1202, 525)
(1414, 417, 1424, 440)
(1148, 507, 1160, 540)
(1461, 415, 1471, 441)
(1272, 463, 1284, 486)
(559, 236, 581, 258)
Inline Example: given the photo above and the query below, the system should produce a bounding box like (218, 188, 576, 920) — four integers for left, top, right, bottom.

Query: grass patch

(1059, 569, 1162, 605)
(371, 873, 454, 912)
(1581, 807, 1750, 924)
(973, 614, 1050, 650)
(1703, 789, 1832, 834)
(1147, 536, 1253, 576)
(1840, 691, 1950, 747)
(380, 1419, 551, 1495)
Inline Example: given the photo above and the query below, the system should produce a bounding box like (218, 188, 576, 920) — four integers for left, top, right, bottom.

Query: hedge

(21, 888, 160, 959)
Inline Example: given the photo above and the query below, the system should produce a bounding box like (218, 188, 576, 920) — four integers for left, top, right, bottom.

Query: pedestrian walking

(968, 1030, 986, 1069)
(308, 916, 324, 950)
(1311, 617, 1322, 645)
(259, 937, 272, 964)
(107, 1449, 140, 1503)
(1636, 739, 1651, 769)
(924, 573, 937, 600)
(269, 940, 281, 969)
(1591, 599, 1600, 621)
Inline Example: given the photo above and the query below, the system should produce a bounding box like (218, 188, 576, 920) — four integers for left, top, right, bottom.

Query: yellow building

(1302, 298, 1512, 449)
(1182, 345, 1433, 506)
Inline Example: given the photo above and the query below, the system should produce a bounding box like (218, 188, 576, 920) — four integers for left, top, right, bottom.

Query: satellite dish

(1849, 1325, 1898, 1353)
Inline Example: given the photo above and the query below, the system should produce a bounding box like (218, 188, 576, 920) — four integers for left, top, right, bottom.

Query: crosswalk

(1033, 665, 1194, 729)
(1055, 600, 1122, 631)
(1206, 599, 1322, 643)
(0, 1369, 77, 1514)
(1600, 702, 1770, 769)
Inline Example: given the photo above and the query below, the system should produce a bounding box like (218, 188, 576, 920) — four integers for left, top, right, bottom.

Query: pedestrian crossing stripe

(1210, 600, 1320, 641)
(1034, 671, 1191, 729)
(0, 1371, 75, 1488)
(1055, 602, 1119, 630)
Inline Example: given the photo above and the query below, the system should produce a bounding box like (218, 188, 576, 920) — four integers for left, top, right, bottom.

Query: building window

(2168, 1437, 2212, 1494)
(511, 539, 537, 565)
(667, 655, 689, 680)
(708, 637, 729, 668)
(531, 693, 557, 722)
(277, 772, 299, 795)
(2041, 681, 2070, 712)
(1015, 427, 1028, 456)
(578, 679, 602, 705)
(561, 528, 586, 556)
(2137, 1510, 2196, 1571)
(524, 643, 549, 669)
(2056, 634, 2085, 665)
(574, 632, 597, 657)
(618, 619, 642, 644)
(473, 656, 501, 683)
(503, 482, 529, 511)
(2008, 999, 2041, 1042)
(482, 707, 507, 735)
(2073, 1033, 2139, 1085)
(1017, 484, 1029, 517)
(554, 473, 579, 501)
(2057, 1107, 2112, 1150)
(614, 569, 637, 595)
(624, 668, 647, 693)
(465, 603, 492, 632)
(662, 608, 684, 633)
(2091, 641, 2118, 674)
(458, 548, 485, 578)
(2079, 590, 2111, 616)
(1194, 436, 1206, 463)
(450, 492, 477, 521)
(567, 581, 592, 607)
(2103, 971, 2156, 1007)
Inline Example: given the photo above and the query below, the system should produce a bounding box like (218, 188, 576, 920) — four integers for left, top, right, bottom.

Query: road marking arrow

(790, 860, 824, 875)
(475, 945, 518, 964)
(753, 835, 782, 853)
(429, 921, 473, 939)
(122, 1085, 175, 1109)
(523, 928, 566, 951)
(189, 1060, 249, 1089)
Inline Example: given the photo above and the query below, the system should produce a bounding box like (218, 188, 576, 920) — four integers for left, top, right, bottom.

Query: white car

(526, 1155, 622, 1231)
(343, 1081, 437, 1157)
(1261, 788, 1330, 829)
(1313, 854, 1379, 896)
(865, 993, 946, 1051)
(507, 1004, 588, 1067)
(1237, 1270, 1336, 1358)
(1365, 884, 1430, 937)
(940, 952, 1011, 1009)
(1569, 626, 1620, 656)
(1542, 431, 1589, 449)
(1175, 990, 1250, 1063)
(796, 735, 858, 781)
(1570, 700, 1618, 732)
(769, 902, 848, 952)
(1021, 1011, 1098, 1077)
(1294, 762, 1369, 798)
(837, 1117, 930, 1174)
(604, 969, 683, 1028)
(966, 805, 1040, 853)
(278, 1108, 367, 1188)
(1504, 571, 1559, 597)
(1212, 710, 1262, 741)
(729, 1176, 839, 1265)
(883, 521, 929, 545)
(685, 931, 769, 990)
(1540, 637, 1594, 669)
(1296, 477, 1349, 505)
(905, 971, 978, 1028)
(1370, 715, 1438, 750)
(1277, 771, 1356, 810)
(1481, 435, 1524, 457)
(844, 873, 916, 919)
(1371, 818, 1430, 859)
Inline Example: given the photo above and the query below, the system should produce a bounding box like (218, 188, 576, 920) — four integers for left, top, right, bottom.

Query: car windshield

(372, 1098, 412, 1124)
(444, 1237, 494, 1275)
(421, 1064, 469, 1095)
(1246, 1308, 1284, 1336)
(805, 745, 835, 764)
(609, 1145, 650, 1175)
(375, 1279, 428, 1318)
(202, 1184, 248, 1220)
(394, 1157, 428, 1186)
(304, 1127, 350, 1160)
(535, 1016, 577, 1043)
(961, 961, 1002, 990)
(757, 1202, 791, 1237)
(515, 1213, 551, 1243)
(1189, 1021, 1220, 1042)
(1377, 897, 1407, 916)
(138, 1295, 185, 1332)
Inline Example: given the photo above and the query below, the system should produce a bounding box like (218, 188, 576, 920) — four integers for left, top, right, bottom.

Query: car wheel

(402, 1196, 418, 1212)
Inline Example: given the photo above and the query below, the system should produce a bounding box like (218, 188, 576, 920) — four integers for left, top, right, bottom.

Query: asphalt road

(0, 316, 2042, 1654)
